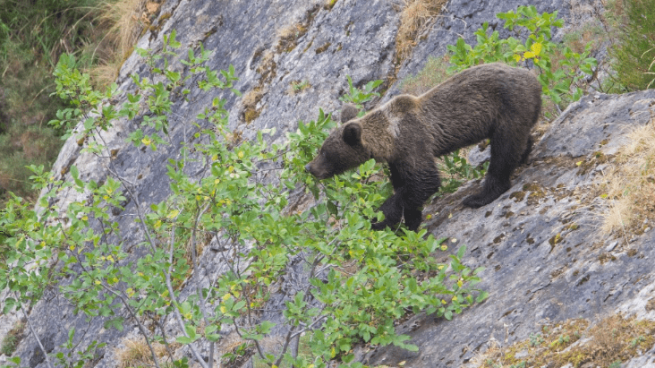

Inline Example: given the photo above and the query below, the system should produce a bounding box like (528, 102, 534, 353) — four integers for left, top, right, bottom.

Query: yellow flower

(513, 54, 521, 63)
(452, 296, 458, 301)
(142, 137, 152, 146)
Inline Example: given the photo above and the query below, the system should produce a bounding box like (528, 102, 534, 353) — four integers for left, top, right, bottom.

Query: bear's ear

(340, 104, 359, 123)
(342, 122, 362, 146)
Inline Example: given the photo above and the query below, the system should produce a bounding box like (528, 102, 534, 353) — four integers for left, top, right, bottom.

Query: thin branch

(165, 226, 210, 368)
(232, 317, 266, 360)
(100, 285, 162, 368)
(190, 202, 214, 368)
(273, 250, 327, 367)
(154, 315, 177, 363)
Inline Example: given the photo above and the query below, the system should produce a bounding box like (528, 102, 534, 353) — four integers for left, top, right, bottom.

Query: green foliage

(339, 76, 383, 113)
(53, 328, 106, 368)
(549, 334, 570, 349)
(608, 0, 655, 90)
(0, 29, 488, 368)
(447, 5, 597, 112)
(440, 150, 488, 194)
(529, 333, 544, 347)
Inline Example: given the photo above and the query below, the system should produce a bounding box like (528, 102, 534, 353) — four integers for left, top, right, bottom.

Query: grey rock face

(4, 0, 653, 367)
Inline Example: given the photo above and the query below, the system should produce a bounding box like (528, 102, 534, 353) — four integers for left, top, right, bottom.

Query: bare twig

(190, 202, 215, 368)
(165, 226, 210, 368)
(232, 317, 266, 360)
(153, 315, 177, 363)
(100, 285, 162, 368)
(273, 250, 327, 367)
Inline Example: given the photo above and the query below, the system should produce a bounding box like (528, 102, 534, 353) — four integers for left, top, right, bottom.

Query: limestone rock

(4, 0, 654, 367)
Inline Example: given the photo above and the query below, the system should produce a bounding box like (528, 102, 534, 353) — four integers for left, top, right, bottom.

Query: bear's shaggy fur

(306, 63, 542, 231)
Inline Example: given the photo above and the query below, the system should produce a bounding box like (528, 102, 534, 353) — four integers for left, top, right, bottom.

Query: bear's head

(305, 104, 371, 179)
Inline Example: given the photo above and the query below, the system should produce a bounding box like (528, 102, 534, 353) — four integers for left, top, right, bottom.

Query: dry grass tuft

(115, 337, 168, 368)
(241, 87, 264, 124)
(288, 80, 311, 95)
(599, 119, 655, 236)
(89, 0, 162, 87)
(277, 23, 308, 53)
(396, 0, 447, 62)
(100, 0, 147, 59)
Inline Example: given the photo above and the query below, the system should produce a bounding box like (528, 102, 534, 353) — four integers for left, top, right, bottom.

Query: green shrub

(0, 32, 488, 368)
(608, 0, 655, 90)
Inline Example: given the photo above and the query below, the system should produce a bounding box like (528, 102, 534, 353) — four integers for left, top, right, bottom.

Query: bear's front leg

(371, 190, 404, 231)
(372, 164, 441, 232)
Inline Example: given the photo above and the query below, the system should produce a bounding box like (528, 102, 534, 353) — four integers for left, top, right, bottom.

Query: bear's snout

(305, 160, 331, 179)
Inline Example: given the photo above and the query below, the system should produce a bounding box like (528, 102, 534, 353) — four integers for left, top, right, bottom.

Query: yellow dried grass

(600, 119, 655, 235)
(396, 0, 447, 61)
(115, 337, 168, 368)
(88, 0, 155, 87)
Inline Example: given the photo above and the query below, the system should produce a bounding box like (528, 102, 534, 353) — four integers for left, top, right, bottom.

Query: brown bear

(305, 63, 542, 231)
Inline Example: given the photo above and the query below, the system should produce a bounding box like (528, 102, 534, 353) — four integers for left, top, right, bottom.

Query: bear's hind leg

(463, 129, 524, 208)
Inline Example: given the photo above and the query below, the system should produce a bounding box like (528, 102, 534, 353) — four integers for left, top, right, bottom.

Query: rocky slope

(3, 0, 654, 367)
